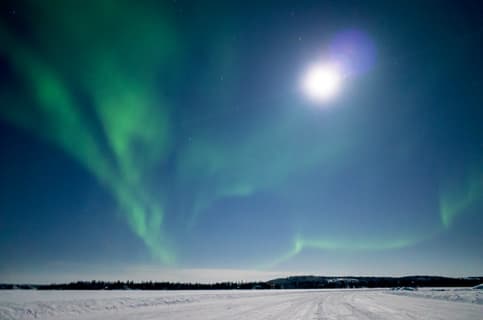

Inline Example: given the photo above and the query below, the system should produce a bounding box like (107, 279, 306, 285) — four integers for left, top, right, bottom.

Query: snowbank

(390, 287, 483, 305)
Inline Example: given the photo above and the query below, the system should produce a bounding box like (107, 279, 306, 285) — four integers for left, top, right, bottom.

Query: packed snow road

(1, 288, 482, 320)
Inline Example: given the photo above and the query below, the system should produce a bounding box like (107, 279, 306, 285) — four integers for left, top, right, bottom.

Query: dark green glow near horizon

(262, 170, 483, 267)
(0, 1, 481, 269)
(259, 227, 444, 269)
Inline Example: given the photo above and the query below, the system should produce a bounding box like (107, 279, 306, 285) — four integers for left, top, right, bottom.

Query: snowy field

(1, 288, 482, 320)
(390, 287, 483, 305)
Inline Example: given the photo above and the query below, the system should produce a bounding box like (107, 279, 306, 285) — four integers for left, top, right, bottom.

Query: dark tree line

(0, 280, 272, 290)
(1, 276, 481, 290)
(267, 276, 483, 289)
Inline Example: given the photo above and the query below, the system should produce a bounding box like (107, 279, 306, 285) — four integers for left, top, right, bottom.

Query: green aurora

(0, 1, 176, 263)
(0, 1, 481, 270)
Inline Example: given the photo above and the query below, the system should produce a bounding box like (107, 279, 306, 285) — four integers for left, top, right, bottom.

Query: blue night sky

(0, 1, 482, 283)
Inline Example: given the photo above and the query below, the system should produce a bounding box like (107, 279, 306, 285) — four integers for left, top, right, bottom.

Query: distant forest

(1, 276, 482, 290)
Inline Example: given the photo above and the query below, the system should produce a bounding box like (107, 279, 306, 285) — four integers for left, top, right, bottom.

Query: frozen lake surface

(1, 288, 482, 319)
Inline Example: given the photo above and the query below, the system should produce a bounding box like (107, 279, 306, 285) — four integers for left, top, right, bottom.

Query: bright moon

(302, 63, 342, 102)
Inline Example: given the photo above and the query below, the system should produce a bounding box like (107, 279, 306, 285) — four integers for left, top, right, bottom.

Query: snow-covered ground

(1, 288, 482, 320)
(390, 287, 483, 305)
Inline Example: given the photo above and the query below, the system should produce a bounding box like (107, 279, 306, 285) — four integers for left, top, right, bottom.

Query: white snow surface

(390, 287, 483, 305)
(1, 288, 482, 320)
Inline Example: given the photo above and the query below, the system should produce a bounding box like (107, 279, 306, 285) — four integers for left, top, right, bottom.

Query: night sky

(1, 1, 482, 283)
